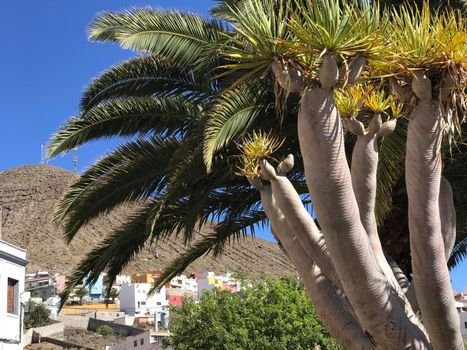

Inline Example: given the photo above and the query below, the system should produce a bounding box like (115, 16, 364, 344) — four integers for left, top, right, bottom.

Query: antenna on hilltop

(73, 147, 78, 174)
(40, 145, 49, 165)
(41, 145, 44, 164)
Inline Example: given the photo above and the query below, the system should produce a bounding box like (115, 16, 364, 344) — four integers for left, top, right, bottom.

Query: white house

(115, 275, 131, 285)
(0, 240, 28, 350)
(169, 275, 197, 293)
(196, 272, 241, 299)
(119, 283, 169, 324)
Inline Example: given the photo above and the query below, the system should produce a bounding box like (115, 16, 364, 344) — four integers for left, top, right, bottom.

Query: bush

(24, 301, 51, 329)
(164, 277, 341, 350)
(95, 325, 114, 336)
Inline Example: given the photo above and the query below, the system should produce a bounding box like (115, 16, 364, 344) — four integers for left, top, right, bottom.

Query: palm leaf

(89, 9, 227, 71)
(59, 204, 154, 310)
(149, 207, 266, 295)
(204, 83, 272, 171)
(376, 118, 407, 224)
(48, 96, 200, 157)
(80, 56, 215, 114)
(55, 137, 180, 242)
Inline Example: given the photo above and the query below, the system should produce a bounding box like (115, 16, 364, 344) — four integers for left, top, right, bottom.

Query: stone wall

(24, 322, 65, 345)
(87, 318, 144, 337)
(56, 311, 125, 330)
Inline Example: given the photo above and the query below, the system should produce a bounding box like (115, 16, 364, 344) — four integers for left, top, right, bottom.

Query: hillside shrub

(95, 325, 114, 336)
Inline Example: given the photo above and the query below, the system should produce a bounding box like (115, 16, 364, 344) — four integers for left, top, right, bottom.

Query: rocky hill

(0, 164, 295, 277)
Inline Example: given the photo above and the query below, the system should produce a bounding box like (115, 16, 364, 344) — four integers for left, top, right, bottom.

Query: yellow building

(62, 303, 119, 315)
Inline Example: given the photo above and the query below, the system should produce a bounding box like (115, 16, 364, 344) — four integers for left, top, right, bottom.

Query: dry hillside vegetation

(0, 164, 295, 277)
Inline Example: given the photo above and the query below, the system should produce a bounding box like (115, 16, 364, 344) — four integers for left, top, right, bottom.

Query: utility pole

(73, 147, 78, 174)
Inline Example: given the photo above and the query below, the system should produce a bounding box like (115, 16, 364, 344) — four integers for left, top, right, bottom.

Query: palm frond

(89, 9, 227, 71)
(55, 137, 180, 242)
(204, 83, 272, 171)
(80, 56, 216, 114)
(335, 85, 364, 118)
(48, 96, 200, 157)
(149, 207, 266, 295)
(59, 205, 154, 310)
(376, 118, 407, 224)
(449, 237, 467, 270)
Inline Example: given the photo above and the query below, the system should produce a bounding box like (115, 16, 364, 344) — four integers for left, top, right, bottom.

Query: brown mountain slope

(0, 164, 295, 277)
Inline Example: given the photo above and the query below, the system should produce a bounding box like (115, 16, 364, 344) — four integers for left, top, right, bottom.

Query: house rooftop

(0, 239, 28, 266)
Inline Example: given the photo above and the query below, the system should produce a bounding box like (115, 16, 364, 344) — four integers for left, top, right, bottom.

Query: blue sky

(0, 1, 465, 291)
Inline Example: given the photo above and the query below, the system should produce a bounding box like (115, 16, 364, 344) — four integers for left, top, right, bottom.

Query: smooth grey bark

(347, 116, 400, 285)
(252, 179, 374, 350)
(406, 176, 457, 314)
(346, 115, 417, 322)
(405, 71, 463, 349)
(439, 176, 456, 259)
(259, 156, 341, 289)
(292, 56, 429, 349)
(386, 252, 410, 292)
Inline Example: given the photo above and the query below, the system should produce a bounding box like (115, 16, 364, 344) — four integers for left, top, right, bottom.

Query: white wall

(120, 283, 168, 318)
(107, 331, 153, 350)
(0, 240, 27, 350)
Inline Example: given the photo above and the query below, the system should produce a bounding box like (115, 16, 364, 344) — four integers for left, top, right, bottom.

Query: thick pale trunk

(350, 117, 416, 313)
(256, 184, 373, 350)
(405, 176, 457, 315)
(385, 253, 410, 292)
(259, 158, 341, 289)
(351, 118, 398, 285)
(405, 89, 463, 349)
(296, 56, 429, 348)
(439, 177, 456, 259)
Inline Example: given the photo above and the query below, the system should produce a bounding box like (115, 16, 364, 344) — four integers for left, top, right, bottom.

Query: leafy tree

(24, 301, 51, 329)
(74, 286, 87, 305)
(48, 0, 466, 348)
(163, 278, 341, 350)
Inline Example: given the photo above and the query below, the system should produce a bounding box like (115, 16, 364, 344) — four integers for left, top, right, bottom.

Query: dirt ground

(24, 344, 66, 350)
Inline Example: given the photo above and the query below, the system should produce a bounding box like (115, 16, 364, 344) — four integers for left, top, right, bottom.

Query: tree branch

(439, 176, 456, 259)
(280, 57, 429, 348)
(258, 156, 341, 289)
(405, 71, 463, 349)
(347, 116, 407, 292)
(251, 179, 373, 349)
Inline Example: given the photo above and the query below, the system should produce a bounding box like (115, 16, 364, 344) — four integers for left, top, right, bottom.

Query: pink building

(54, 274, 66, 294)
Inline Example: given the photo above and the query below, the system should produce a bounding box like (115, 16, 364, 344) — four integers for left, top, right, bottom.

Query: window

(156, 302, 161, 306)
(464, 321, 467, 329)
(140, 301, 146, 306)
(134, 340, 137, 347)
(140, 338, 144, 345)
(7, 278, 18, 314)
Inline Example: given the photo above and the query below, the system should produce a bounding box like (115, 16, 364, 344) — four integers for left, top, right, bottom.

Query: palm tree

(49, 1, 466, 347)
(107, 288, 119, 304)
(74, 286, 87, 305)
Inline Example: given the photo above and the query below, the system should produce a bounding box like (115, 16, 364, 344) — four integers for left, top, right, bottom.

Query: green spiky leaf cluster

(236, 130, 285, 178)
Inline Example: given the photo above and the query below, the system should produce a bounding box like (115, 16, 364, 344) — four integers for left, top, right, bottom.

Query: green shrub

(24, 301, 51, 329)
(96, 325, 114, 336)
(164, 277, 341, 350)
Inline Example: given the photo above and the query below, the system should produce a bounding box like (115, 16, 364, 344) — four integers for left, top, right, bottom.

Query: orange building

(131, 271, 162, 284)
